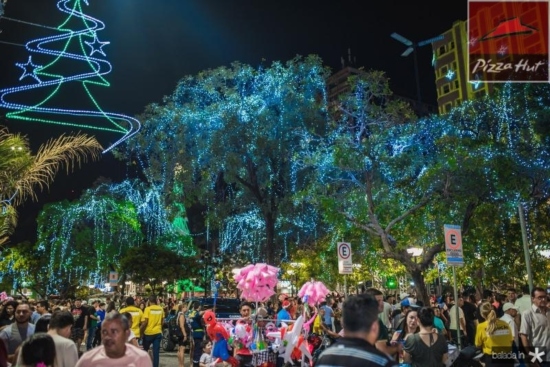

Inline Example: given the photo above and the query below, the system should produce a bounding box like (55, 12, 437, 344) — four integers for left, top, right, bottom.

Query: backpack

(169, 312, 186, 338)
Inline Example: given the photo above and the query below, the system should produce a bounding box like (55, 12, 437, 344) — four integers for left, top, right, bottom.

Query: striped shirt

(314, 337, 397, 367)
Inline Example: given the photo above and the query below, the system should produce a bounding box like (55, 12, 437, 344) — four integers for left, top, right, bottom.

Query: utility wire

(1, 16, 61, 31)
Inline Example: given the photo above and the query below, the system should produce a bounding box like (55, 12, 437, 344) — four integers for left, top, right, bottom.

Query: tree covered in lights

(6, 180, 196, 296)
(299, 72, 550, 303)
(435, 83, 550, 291)
(125, 55, 330, 264)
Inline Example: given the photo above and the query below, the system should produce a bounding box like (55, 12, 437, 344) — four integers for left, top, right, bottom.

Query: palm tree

(0, 126, 103, 245)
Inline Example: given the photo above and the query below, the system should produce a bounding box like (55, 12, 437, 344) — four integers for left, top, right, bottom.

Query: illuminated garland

(0, 0, 140, 153)
(34, 180, 194, 293)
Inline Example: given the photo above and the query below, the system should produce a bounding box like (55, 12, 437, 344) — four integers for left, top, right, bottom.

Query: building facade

(432, 20, 493, 115)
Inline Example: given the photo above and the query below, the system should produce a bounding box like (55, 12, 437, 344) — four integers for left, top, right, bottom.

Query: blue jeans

(86, 326, 96, 350)
(143, 333, 162, 367)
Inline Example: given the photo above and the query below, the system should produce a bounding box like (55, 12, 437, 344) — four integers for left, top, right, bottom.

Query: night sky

(0, 0, 468, 241)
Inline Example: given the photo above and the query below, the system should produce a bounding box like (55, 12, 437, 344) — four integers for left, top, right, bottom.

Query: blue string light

(0, 0, 140, 153)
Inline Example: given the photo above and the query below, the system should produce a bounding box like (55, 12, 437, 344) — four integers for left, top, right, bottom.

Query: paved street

(159, 349, 180, 367)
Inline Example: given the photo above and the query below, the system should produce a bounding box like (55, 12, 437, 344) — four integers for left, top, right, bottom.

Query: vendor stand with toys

(202, 263, 332, 367)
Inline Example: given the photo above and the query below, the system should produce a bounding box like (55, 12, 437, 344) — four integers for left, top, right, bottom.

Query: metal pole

(518, 202, 534, 293)
(437, 262, 442, 296)
(413, 47, 422, 104)
(452, 266, 461, 350)
(344, 275, 348, 298)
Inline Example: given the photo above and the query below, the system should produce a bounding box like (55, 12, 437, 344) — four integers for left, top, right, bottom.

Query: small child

(199, 340, 214, 367)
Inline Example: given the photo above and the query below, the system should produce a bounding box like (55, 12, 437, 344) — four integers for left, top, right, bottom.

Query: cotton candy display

(297, 280, 330, 307)
(232, 263, 279, 302)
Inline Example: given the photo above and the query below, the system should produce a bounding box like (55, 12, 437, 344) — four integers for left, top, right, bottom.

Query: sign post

(337, 242, 352, 296)
(109, 271, 118, 287)
(444, 224, 463, 350)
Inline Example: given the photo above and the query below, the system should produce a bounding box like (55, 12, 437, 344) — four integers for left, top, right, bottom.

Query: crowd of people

(0, 284, 548, 367)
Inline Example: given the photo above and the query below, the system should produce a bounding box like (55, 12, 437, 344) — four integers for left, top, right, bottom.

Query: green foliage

(0, 127, 102, 245)
(119, 243, 198, 286)
(0, 240, 77, 299)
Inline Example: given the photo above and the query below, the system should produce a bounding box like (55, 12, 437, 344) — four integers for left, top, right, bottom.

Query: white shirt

(379, 302, 392, 329)
(519, 304, 550, 361)
(515, 295, 532, 315)
(449, 305, 465, 331)
(500, 313, 518, 346)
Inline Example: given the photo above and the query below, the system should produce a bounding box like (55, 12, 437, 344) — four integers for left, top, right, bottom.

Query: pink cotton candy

(297, 281, 330, 307)
(233, 263, 280, 302)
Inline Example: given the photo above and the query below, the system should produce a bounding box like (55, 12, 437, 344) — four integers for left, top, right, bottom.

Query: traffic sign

(337, 242, 353, 274)
(444, 224, 464, 266)
(109, 271, 119, 286)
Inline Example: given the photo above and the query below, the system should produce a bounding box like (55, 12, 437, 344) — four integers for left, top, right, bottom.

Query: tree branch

(341, 212, 379, 236)
(385, 194, 432, 233)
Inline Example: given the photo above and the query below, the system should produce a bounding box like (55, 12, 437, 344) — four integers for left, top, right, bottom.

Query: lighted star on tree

(15, 56, 42, 83)
(0, 0, 140, 153)
(85, 33, 110, 56)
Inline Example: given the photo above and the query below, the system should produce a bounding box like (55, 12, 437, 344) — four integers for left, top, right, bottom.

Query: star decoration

(468, 37, 478, 48)
(85, 33, 110, 56)
(470, 74, 482, 90)
(497, 44, 508, 56)
(16, 56, 42, 83)
(445, 69, 455, 80)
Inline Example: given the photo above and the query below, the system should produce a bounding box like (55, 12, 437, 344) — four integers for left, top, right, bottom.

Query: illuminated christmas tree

(0, 0, 139, 153)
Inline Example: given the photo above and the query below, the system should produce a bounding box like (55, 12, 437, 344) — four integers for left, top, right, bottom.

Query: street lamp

(390, 32, 444, 105)
(407, 247, 424, 262)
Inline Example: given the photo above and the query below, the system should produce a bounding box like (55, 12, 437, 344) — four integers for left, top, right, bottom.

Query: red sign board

(468, 0, 549, 82)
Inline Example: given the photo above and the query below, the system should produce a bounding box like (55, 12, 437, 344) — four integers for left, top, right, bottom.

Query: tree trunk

(264, 212, 276, 265)
(410, 267, 430, 306)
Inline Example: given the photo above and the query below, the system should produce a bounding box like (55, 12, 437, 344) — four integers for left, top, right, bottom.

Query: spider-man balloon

(203, 310, 239, 367)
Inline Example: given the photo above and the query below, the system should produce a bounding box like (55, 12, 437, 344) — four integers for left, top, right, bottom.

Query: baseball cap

(282, 300, 290, 308)
(502, 303, 518, 312)
(400, 292, 410, 300)
(401, 298, 420, 309)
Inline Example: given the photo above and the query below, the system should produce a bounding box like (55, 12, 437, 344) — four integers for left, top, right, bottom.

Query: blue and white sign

(444, 224, 464, 266)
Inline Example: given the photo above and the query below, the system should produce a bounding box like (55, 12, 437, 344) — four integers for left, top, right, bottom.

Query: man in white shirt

(47, 310, 78, 367)
(514, 285, 532, 315)
(500, 302, 519, 347)
(379, 297, 392, 332)
(449, 296, 466, 346)
(519, 287, 550, 364)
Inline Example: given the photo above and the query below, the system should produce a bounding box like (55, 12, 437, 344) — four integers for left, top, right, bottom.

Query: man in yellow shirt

(140, 295, 164, 367)
(120, 297, 143, 339)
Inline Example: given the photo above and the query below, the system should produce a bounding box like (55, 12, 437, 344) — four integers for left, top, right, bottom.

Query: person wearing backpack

(176, 303, 190, 367)
(186, 301, 206, 367)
